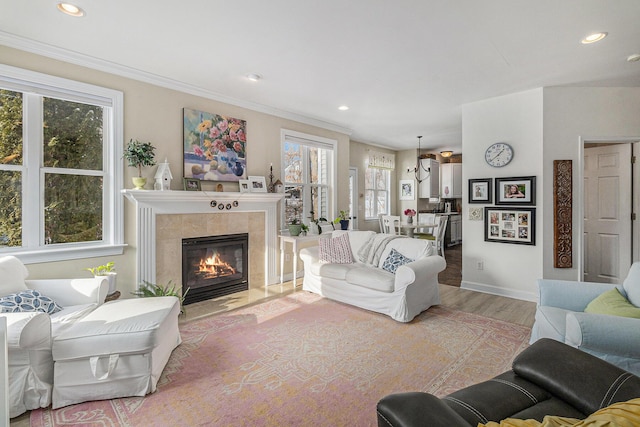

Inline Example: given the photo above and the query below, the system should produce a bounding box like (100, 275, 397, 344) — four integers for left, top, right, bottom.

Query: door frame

(578, 136, 639, 281)
(349, 167, 358, 230)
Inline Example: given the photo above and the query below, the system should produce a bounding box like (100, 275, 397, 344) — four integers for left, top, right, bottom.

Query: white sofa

(0, 256, 108, 417)
(299, 230, 446, 322)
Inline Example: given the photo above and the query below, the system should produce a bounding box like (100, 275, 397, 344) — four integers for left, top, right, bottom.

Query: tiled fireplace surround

(123, 190, 283, 294)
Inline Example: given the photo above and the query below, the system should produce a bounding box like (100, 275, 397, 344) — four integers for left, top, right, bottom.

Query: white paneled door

(583, 144, 632, 283)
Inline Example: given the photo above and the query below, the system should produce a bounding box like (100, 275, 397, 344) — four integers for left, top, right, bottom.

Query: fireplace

(182, 233, 248, 305)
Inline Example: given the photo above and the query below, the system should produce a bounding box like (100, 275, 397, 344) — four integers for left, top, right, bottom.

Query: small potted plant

(404, 208, 417, 224)
(124, 138, 157, 189)
(333, 210, 350, 230)
(288, 218, 302, 236)
(85, 261, 117, 295)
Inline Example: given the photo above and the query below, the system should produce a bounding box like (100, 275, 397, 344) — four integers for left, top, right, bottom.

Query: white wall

(462, 87, 640, 301)
(461, 89, 544, 301)
(542, 87, 640, 281)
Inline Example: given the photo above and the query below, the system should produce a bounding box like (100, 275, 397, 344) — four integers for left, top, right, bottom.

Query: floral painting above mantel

(183, 108, 247, 182)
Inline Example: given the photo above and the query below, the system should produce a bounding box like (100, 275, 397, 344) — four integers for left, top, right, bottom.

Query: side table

(279, 234, 321, 287)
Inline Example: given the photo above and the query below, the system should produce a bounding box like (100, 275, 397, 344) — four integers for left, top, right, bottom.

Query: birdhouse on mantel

(154, 159, 173, 191)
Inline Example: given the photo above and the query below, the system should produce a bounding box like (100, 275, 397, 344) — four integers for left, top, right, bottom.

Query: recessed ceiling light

(338, 105, 349, 111)
(627, 54, 640, 63)
(581, 32, 607, 44)
(245, 73, 261, 82)
(57, 2, 85, 17)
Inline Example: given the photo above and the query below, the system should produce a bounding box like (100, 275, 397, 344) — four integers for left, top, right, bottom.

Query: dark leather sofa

(377, 338, 640, 427)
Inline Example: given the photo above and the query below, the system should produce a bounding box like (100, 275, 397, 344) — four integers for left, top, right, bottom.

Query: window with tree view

(365, 167, 390, 220)
(282, 135, 334, 228)
(0, 65, 123, 261)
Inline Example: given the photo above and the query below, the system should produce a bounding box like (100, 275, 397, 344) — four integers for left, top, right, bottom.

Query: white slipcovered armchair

(530, 261, 640, 375)
(0, 256, 107, 417)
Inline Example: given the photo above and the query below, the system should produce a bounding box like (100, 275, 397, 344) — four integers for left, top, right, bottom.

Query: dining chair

(380, 215, 401, 235)
(415, 215, 448, 260)
(414, 213, 437, 239)
(417, 213, 436, 225)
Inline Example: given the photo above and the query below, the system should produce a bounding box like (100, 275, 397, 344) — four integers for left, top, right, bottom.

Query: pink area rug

(31, 292, 531, 426)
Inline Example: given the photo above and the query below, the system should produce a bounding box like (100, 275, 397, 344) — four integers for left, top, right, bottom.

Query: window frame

(280, 129, 337, 229)
(0, 64, 125, 264)
(364, 166, 391, 220)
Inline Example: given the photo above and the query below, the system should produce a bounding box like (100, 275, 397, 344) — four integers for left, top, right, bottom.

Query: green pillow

(584, 288, 640, 319)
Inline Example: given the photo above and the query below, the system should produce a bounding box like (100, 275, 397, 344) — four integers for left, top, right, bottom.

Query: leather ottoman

(51, 296, 181, 408)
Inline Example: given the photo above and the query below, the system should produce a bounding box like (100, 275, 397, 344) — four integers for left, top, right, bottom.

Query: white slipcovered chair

(0, 256, 107, 417)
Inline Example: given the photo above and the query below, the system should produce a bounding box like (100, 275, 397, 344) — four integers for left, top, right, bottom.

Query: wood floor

(9, 276, 535, 426)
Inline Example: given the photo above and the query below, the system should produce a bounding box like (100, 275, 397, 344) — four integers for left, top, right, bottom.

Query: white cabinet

(447, 214, 462, 246)
(418, 158, 439, 200)
(440, 163, 462, 198)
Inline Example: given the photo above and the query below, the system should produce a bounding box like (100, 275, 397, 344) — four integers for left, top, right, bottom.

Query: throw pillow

(622, 262, 640, 307)
(0, 255, 29, 296)
(479, 397, 640, 427)
(0, 289, 63, 314)
(319, 233, 353, 264)
(584, 288, 640, 319)
(381, 248, 414, 274)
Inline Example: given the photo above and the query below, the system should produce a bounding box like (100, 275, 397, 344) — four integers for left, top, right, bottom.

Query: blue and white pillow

(0, 289, 63, 314)
(382, 248, 414, 274)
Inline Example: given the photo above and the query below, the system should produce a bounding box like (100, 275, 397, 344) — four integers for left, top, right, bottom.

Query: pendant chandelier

(412, 136, 430, 183)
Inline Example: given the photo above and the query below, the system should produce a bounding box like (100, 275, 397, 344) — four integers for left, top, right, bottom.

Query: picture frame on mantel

(248, 176, 267, 193)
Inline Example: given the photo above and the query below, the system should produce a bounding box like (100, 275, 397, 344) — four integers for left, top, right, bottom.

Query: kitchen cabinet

(418, 158, 439, 200)
(440, 163, 462, 199)
(445, 214, 462, 247)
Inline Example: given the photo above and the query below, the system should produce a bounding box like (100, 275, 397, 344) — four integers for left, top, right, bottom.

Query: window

(281, 130, 336, 227)
(365, 167, 390, 220)
(0, 65, 124, 263)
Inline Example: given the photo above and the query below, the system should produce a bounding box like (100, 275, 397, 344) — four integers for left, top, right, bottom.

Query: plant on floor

(132, 280, 189, 312)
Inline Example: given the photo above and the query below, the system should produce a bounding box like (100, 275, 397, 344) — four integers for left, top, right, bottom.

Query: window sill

(2, 244, 127, 265)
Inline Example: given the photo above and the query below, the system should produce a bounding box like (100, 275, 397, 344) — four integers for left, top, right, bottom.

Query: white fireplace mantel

(122, 189, 284, 288)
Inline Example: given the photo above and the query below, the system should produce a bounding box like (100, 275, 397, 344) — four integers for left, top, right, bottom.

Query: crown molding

(0, 32, 353, 136)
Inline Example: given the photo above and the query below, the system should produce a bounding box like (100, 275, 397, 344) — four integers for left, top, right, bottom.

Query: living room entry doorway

(582, 140, 638, 283)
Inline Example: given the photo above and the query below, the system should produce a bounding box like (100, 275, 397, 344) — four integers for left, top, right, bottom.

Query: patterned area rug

(31, 292, 531, 427)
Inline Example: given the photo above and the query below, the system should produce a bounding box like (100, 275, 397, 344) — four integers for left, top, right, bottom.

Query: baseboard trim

(460, 280, 538, 303)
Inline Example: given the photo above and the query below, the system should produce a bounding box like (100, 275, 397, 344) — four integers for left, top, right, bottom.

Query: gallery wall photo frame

(248, 176, 267, 193)
(485, 206, 536, 245)
(399, 179, 415, 200)
(468, 178, 492, 204)
(495, 176, 536, 206)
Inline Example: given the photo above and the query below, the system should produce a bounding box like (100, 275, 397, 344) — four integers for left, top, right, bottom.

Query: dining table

(398, 222, 437, 238)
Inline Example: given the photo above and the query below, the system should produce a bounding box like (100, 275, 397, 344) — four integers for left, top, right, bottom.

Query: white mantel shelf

(122, 189, 284, 287)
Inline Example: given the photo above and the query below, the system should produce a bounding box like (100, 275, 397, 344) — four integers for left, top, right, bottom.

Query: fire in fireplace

(182, 233, 248, 305)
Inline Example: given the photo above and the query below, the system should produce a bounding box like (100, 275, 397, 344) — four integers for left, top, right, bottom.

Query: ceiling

(2, 1, 639, 152)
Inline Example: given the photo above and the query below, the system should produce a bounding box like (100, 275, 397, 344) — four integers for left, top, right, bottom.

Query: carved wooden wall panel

(554, 160, 572, 268)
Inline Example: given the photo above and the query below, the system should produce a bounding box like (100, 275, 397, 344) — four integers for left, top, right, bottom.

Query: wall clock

(485, 142, 514, 167)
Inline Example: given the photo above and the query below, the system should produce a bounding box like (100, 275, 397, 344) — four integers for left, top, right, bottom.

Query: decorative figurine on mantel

(154, 158, 173, 191)
(267, 163, 275, 193)
(273, 179, 283, 193)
